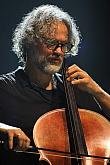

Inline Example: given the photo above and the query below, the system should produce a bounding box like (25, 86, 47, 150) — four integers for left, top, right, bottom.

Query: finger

(14, 136, 25, 150)
(67, 71, 85, 81)
(68, 64, 78, 70)
(26, 140, 30, 149)
(67, 68, 82, 77)
(23, 139, 30, 150)
(19, 139, 30, 150)
(71, 78, 86, 85)
(18, 137, 24, 149)
(8, 134, 14, 149)
(17, 134, 30, 150)
(67, 64, 82, 74)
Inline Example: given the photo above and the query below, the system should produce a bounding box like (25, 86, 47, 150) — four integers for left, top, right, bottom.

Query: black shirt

(0, 67, 108, 164)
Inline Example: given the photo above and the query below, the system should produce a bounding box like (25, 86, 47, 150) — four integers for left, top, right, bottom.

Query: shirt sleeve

(74, 87, 110, 120)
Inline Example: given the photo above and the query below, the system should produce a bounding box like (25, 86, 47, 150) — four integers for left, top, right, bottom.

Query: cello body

(33, 109, 110, 165)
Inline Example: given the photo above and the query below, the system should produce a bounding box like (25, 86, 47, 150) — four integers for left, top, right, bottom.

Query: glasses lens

(46, 40, 57, 50)
(62, 43, 73, 53)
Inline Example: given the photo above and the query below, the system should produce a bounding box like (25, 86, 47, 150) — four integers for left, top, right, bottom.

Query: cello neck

(62, 60, 88, 156)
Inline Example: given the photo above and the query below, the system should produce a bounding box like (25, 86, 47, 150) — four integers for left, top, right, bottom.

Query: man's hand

(66, 64, 101, 95)
(0, 123, 30, 150)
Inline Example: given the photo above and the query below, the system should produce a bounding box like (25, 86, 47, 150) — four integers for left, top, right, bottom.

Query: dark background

(0, 0, 110, 92)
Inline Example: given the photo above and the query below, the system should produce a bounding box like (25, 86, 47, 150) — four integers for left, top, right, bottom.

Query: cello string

(62, 61, 78, 153)
(62, 59, 88, 154)
(66, 77, 88, 154)
(62, 60, 83, 165)
(62, 60, 84, 165)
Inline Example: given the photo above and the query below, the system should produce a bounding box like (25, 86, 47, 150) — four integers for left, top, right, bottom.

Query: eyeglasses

(43, 39, 74, 53)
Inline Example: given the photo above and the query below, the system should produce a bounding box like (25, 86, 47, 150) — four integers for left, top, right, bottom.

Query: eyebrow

(46, 39, 69, 44)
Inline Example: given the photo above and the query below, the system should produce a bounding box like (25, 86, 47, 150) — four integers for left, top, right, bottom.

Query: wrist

(90, 82, 104, 98)
(92, 85, 108, 100)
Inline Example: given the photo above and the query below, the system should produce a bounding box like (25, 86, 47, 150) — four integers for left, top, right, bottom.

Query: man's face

(30, 22, 69, 75)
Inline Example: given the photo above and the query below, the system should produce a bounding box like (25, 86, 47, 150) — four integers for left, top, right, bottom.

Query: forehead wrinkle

(43, 21, 69, 42)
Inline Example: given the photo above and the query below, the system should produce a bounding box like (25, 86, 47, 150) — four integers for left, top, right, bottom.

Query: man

(0, 4, 110, 165)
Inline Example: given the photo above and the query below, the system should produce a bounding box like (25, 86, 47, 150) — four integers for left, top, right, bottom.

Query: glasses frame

(47, 41, 73, 53)
(39, 37, 74, 53)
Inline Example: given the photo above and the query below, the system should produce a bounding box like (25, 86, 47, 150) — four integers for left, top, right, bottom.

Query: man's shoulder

(0, 71, 15, 84)
(0, 67, 24, 87)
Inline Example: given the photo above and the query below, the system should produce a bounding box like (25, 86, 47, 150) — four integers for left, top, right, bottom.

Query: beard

(32, 52, 63, 75)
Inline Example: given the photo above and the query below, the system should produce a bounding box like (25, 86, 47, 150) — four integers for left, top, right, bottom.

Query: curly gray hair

(12, 4, 80, 65)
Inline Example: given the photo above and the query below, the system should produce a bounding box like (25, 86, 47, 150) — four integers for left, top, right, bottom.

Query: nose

(53, 46, 64, 56)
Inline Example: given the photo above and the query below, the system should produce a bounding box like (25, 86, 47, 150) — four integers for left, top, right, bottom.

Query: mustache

(47, 53, 63, 59)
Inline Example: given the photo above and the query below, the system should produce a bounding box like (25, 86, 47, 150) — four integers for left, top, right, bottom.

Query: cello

(33, 59, 110, 164)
